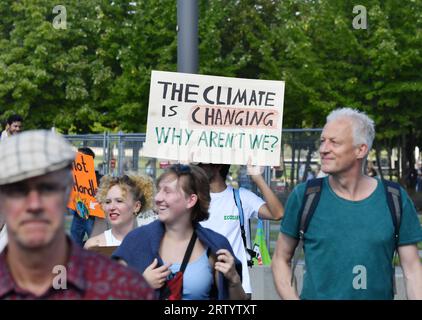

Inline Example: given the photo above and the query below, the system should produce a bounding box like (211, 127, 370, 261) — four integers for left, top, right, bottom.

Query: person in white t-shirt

(0, 115, 23, 253)
(198, 163, 284, 298)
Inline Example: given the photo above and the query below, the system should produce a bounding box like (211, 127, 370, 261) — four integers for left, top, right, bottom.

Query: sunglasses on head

(171, 164, 191, 174)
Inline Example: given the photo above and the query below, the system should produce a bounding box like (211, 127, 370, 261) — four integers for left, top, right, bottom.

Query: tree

(257, 0, 422, 180)
(1, 0, 420, 182)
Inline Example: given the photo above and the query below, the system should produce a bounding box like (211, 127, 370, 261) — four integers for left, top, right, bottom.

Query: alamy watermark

(52, 265, 67, 290)
(52, 5, 67, 30)
(352, 265, 367, 290)
(352, 5, 367, 30)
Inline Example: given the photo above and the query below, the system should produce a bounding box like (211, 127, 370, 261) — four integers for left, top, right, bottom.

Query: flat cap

(0, 130, 76, 185)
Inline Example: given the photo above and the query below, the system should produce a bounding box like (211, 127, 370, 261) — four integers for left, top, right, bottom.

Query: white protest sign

(141, 71, 285, 166)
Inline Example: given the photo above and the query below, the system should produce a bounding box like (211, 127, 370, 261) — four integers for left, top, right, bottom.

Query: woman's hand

(214, 249, 247, 299)
(142, 258, 172, 289)
(214, 249, 241, 287)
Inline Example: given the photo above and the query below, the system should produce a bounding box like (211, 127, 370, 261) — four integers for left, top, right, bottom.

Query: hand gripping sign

(141, 71, 285, 166)
(67, 152, 105, 219)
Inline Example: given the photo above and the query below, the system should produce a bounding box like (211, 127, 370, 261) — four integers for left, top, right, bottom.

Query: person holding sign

(84, 173, 154, 248)
(69, 147, 105, 247)
(112, 164, 247, 300)
(198, 162, 284, 298)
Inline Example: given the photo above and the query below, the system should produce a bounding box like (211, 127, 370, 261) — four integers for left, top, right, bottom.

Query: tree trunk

(401, 130, 416, 188)
(290, 138, 296, 188)
(303, 146, 314, 182)
(397, 143, 401, 183)
(280, 142, 288, 189)
(387, 142, 393, 181)
(375, 146, 384, 180)
(400, 130, 416, 188)
(296, 148, 301, 184)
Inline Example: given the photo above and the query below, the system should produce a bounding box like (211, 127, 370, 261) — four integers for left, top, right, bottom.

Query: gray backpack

(290, 178, 402, 294)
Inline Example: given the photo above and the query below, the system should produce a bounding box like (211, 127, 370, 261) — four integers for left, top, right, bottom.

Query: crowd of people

(0, 108, 421, 300)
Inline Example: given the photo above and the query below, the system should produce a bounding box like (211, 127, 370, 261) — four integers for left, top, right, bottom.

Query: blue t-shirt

(280, 177, 422, 300)
(166, 250, 214, 300)
(112, 220, 242, 300)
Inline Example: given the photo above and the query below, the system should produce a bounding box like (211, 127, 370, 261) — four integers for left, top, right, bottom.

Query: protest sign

(67, 152, 105, 218)
(88, 246, 118, 257)
(141, 71, 285, 166)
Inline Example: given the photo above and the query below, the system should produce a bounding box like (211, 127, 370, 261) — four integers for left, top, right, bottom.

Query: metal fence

(64, 129, 324, 254)
(64, 129, 323, 185)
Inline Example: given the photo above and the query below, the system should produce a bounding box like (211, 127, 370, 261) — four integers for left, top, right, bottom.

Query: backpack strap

(233, 188, 256, 267)
(233, 188, 245, 228)
(207, 248, 218, 300)
(382, 179, 402, 296)
(291, 178, 324, 286)
(159, 231, 197, 300)
(299, 178, 324, 238)
(382, 180, 402, 245)
(180, 231, 197, 273)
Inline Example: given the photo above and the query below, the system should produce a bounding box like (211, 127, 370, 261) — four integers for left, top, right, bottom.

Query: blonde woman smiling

(85, 174, 154, 248)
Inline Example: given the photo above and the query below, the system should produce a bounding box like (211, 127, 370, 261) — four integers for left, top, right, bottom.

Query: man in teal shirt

(272, 108, 422, 299)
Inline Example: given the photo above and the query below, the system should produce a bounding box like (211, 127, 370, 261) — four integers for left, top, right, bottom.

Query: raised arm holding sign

(68, 149, 105, 247)
(68, 151, 105, 219)
(142, 71, 285, 298)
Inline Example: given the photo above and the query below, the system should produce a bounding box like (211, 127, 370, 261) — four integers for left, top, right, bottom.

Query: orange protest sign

(67, 152, 105, 218)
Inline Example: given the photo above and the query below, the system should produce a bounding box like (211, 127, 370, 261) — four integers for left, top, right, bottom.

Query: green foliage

(1, 0, 421, 170)
(0, 0, 176, 133)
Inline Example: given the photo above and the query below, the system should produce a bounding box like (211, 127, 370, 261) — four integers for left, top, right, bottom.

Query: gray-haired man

(272, 108, 422, 300)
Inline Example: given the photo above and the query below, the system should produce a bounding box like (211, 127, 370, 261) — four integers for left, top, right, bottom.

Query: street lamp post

(177, 0, 198, 74)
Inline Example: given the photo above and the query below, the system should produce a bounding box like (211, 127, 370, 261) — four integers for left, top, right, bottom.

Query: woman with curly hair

(84, 173, 154, 248)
